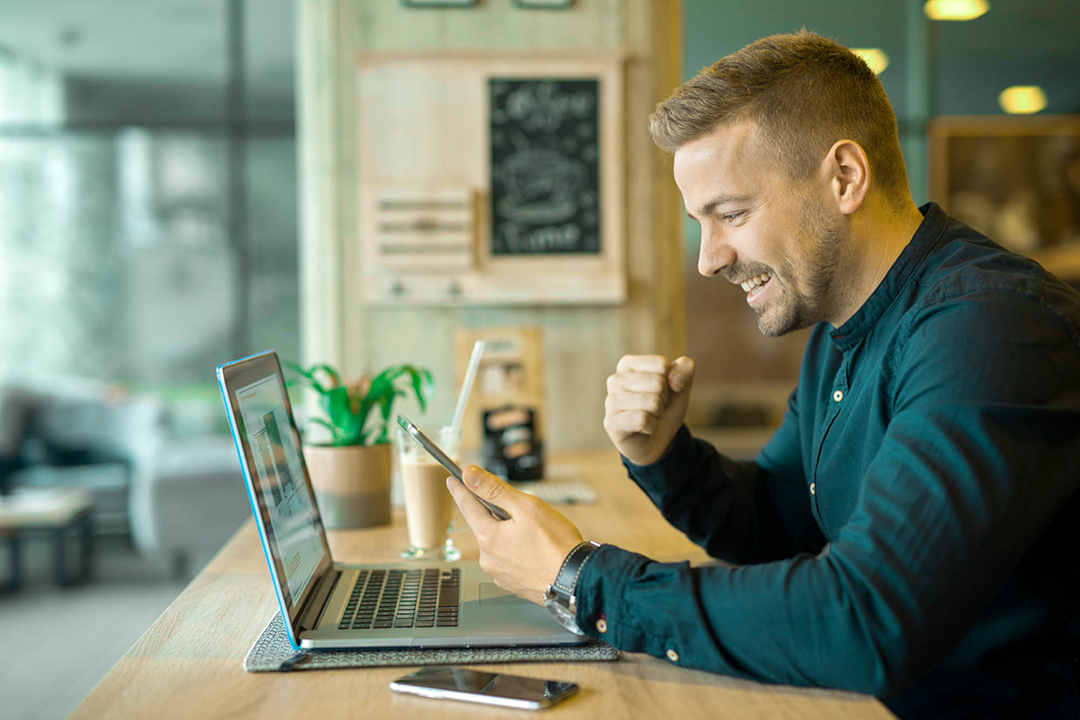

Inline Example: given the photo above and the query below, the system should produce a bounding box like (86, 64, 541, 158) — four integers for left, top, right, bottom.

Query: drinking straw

(450, 340, 485, 432)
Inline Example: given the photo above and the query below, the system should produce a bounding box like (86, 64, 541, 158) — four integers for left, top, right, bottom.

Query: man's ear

(822, 140, 870, 215)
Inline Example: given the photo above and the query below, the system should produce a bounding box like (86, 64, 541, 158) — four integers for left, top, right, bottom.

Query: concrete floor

(0, 536, 188, 720)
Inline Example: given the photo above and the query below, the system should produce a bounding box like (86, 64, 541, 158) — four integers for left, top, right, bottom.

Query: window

(0, 2, 297, 415)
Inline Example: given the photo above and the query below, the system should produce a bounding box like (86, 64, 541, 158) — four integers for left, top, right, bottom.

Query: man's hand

(604, 355, 695, 466)
(446, 466, 584, 605)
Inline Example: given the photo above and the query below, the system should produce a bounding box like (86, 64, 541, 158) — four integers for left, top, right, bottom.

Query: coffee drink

(394, 424, 462, 561)
(401, 458, 454, 550)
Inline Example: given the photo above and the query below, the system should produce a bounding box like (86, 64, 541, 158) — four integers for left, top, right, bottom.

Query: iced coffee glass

(394, 424, 462, 561)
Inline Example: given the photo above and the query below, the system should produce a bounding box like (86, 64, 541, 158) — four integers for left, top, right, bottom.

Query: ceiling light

(999, 85, 1047, 114)
(923, 0, 989, 20)
(853, 49, 889, 74)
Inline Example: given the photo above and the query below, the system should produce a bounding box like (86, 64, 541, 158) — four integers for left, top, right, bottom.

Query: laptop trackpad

(479, 582, 530, 606)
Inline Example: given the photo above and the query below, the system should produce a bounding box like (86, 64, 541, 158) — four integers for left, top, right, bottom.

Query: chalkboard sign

(489, 78, 601, 256)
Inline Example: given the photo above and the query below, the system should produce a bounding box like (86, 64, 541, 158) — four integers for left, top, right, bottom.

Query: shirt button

(810, 483, 816, 495)
(596, 618, 608, 634)
(833, 390, 843, 402)
(666, 649, 680, 663)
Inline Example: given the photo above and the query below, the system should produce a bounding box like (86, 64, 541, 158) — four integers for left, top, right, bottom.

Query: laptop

(217, 350, 586, 651)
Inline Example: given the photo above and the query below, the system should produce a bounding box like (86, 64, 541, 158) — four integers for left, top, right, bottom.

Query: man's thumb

(668, 356, 695, 394)
(463, 465, 511, 502)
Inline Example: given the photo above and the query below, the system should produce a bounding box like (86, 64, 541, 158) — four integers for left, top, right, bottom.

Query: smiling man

(677, 116, 920, 337)
(446, 31, 1080, 719)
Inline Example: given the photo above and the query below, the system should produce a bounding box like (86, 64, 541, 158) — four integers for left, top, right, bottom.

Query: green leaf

(366, 364, 402, 392)
(282, 360, 328, 395)
(285, 358, 434, 447)
(309, 364, 342, 393)
(396, 365, 434, 413)
(357, 371, 398, 444)
(322, 387, 360, 443)
(353, 364, 436, 444)
(304, 417, 343, 445)
(373, 388, 405, 444)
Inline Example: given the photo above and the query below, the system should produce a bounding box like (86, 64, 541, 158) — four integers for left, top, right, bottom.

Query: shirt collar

(829, 202, 948, 351)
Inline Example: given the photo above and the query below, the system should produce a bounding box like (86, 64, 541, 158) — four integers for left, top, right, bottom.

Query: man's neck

(829, 198, 926, 328)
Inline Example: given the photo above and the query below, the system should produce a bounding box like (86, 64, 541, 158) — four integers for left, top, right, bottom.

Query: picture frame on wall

(489, 77, 601, 257)
(929, 115, 1080, 282)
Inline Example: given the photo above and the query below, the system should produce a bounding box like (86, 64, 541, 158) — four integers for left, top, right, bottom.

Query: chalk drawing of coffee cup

(498, 150, 586, 224)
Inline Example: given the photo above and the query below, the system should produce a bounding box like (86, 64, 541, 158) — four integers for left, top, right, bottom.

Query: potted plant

(285, 360, 433, 529)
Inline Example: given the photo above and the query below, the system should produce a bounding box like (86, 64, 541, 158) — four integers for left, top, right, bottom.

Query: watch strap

(552, 540, 601, 599)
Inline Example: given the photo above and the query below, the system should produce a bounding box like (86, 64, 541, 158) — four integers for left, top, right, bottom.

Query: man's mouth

(739, 272, 773, 300)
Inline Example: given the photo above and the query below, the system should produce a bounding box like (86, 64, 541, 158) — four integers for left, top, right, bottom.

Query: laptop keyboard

(338, 567, 460, 631)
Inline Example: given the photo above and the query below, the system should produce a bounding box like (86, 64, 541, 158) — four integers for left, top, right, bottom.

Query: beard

(754, 197, 844, 337)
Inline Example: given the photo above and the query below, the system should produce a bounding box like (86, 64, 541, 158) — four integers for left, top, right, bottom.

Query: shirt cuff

(573, 543, 650, 648)
(620, 424, 693, 472)
(619, 425, 703, 504)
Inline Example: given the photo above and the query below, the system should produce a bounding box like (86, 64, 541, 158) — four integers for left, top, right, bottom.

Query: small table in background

(0, 487, 95, 591)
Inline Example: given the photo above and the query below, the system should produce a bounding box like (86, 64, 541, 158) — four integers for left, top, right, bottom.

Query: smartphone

(396, 415, 512, 521)
(390, 666, 579, 710)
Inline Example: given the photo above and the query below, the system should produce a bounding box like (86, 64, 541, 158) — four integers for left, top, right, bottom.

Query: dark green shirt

(576, 204, 1080, 719)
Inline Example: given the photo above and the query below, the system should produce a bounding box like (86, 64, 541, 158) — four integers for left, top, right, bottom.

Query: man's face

(674, 122, 844, 336)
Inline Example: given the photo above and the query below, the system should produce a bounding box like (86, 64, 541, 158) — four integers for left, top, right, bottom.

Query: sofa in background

(1, 384, 251, 580)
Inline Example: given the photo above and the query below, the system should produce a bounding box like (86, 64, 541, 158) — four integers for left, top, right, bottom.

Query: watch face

(550, 602, 573, 621)
(545, 596, 578, 632)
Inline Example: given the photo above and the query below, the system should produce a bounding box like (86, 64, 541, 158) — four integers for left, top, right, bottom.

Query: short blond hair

(650, 31, 909, 204)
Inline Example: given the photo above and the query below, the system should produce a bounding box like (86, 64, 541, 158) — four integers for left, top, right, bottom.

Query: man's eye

(722, 211, 745, 222)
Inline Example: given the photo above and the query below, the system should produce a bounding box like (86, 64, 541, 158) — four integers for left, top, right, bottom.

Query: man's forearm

(622, 425, 803, 564)
(572, 544, 914, 697)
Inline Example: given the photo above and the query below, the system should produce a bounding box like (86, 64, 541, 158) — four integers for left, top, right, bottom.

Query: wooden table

(70, 451, 894, 719)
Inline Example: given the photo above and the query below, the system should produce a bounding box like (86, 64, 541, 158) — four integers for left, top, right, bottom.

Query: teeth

(740, 272, 772, 293)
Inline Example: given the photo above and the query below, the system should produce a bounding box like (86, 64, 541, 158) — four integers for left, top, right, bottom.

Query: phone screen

(390, 667, 578, 709)
(396, 415, 512, 521)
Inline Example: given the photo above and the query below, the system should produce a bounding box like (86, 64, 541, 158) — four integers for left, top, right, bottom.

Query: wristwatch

(543, 540, 601, 634)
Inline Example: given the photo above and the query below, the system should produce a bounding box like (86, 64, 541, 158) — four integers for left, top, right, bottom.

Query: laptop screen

(219, 352, 331, 619)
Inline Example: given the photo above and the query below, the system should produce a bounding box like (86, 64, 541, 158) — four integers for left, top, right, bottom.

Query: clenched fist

(603, 355, 695, 466)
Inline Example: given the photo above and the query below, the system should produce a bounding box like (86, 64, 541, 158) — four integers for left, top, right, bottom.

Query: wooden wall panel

(299, 0, 684, 451)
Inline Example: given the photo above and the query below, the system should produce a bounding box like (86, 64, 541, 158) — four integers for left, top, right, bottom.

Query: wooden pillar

(297, 0, 347, 370)
(650, 0, 686, 360)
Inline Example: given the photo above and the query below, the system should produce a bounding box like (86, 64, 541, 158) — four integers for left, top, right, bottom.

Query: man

(446, 31, 1080, 719)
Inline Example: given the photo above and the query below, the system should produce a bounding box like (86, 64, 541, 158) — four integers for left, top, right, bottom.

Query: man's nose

(698, 236, 736, 277)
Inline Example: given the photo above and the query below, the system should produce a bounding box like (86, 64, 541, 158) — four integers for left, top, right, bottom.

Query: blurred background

(0, 1, 297, 717)
(0, 1, 1078, 717)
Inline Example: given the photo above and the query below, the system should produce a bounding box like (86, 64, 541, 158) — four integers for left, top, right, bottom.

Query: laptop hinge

(297, 569, 341, 632)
